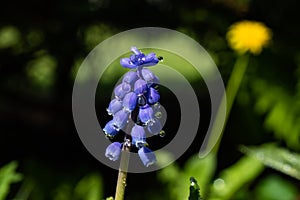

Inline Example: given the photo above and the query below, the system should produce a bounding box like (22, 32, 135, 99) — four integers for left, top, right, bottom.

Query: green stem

(115, 139, 131, 200)
(200, 54, 250, 157)
(225, 54, 249, 123)
(214, 54, 249, 152)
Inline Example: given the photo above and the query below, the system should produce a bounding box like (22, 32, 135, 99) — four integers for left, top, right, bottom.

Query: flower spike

(103, 47, 164, 167)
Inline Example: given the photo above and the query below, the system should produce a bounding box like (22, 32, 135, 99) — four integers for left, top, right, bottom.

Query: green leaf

(53, 173, 103, 200)
(53, 183, 73, 200)
(0, 26, 21, 49)
(251, 79, 300, 150)
(241, 144, 300, 180)
(73, 173, 103, 200)
(184, 153, 217, 197)
(156, 151, 182, 200)
(26, 51, 57, 89)
(157, 152, 216, 200)
(0, 161, 23, 200)
(254, 175, 298, 200)
(209, 155, 264, 200)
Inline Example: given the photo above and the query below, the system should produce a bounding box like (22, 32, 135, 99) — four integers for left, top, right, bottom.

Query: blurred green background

(1, 0, 300, 199)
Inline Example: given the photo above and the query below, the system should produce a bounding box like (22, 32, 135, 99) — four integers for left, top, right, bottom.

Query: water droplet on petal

(104, 134, 111, 140)
(155, 111, 162, 119)
(153, 102, 161, 110)
(137, 95, 147, 107)
(147, 119, 162, 135)
(159, 130, 166, 137)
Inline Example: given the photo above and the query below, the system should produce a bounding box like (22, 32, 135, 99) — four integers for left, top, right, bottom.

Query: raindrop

(104, 133, 114, 140)
(113, 124, 120, 131)
(137, 95, 147, 107)
(153, 102, 161, 110)
(155, 111, 162, 119)
(122, 177, 127, 187)
(158, 56, 163, 61)
(124, 139, 131, 148)
(213, 178, 225, 190)
(136, 118, 146, 127)
(159, 130, 166, 137)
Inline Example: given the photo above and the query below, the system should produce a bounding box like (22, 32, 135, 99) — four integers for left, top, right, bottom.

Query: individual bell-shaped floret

(131, 46, 142, 55)
(107, 99, 122, 115)
(103, 120, 119, 138)
(131, 124, 146, 148)
(122, 71, 138, 86)
(122, 92, 138, 112)
(147, 118, 162, 135)
(141, 68, 159, 84)
(142, 53, 159, 67)
(113, 110, 129, 130)
(105, 142, 122, 161)
(134, 79, 148, 95)
(114, 82, 131, 99)
(120, 61, 132, 69)
(130, 47, 142, 55)
(138, 104, 154, 124)
(120, 58, 137, 69)
(138, 146, 156, 167)
(147, 87, 160, 105)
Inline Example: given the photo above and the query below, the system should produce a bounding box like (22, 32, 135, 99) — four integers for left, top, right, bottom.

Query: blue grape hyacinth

(103, 47, 164, 167)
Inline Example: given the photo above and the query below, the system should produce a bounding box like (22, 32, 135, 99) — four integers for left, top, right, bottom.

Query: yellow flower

(226, 20, 272, 55)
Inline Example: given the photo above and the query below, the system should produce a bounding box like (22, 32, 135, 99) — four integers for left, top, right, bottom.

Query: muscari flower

(103, 46, 164, 167)
(147, 118, 162, 135)
(107, 98, 122, 115)
(105, 142, 122, 161)
(226, 20, 272, 55)
(112, 110, 130, 130)
(138, 104, 154, 124)
(120, 47, 159, 69)
(114, 82, 131, 99)
(122, 71, 138, 85)
(131, 124, 146, 148)
(134, 79, 148, 95)
(122, 92, 138, 112)
(138, 146, 157, 167)
(103, 120, 119, 138)
(147, 87, 160, 105)
(141, 68, 159, 85)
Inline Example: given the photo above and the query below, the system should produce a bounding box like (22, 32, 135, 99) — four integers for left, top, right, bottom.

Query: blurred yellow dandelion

(226, 20, 272, 55)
